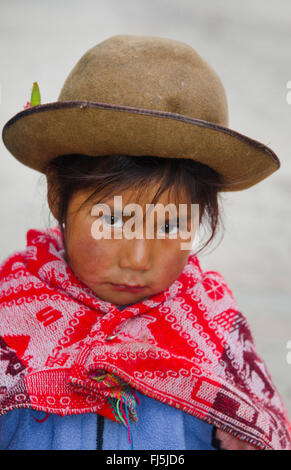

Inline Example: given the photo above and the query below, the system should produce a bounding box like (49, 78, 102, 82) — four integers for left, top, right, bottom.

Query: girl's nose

(119, 238, 152, 271)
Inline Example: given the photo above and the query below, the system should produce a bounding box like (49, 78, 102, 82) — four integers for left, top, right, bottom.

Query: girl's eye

(100, 216, 180, 235)
(159, 221, 179, 236)
(102, 215, 123, 228)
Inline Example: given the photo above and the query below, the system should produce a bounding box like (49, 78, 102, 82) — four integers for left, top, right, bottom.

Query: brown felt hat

(2, 34, 280, 191)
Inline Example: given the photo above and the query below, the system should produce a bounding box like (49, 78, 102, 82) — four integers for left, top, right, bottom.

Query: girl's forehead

(99, 184, 189, 206)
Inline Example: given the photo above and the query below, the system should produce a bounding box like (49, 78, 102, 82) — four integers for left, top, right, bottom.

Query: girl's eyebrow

(95, 202, 193, 221)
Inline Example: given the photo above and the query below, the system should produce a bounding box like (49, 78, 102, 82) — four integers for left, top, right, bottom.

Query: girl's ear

(45, 165, 61, 222)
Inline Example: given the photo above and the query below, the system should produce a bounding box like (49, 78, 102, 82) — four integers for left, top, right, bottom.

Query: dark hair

(45, 154, 226, 256)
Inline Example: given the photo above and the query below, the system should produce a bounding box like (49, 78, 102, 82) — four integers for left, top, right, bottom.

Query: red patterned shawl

(0, 226, 290, 450)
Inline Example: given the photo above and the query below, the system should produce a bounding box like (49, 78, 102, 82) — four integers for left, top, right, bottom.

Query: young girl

(1, 34, 291, 451)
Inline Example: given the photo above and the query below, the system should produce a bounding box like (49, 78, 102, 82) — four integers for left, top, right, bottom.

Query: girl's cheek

(157, 246, 188, 282)
(77, 237, 110, 264)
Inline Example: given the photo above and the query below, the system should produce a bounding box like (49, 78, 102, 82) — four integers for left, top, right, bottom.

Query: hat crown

(58, 34, 229, 126)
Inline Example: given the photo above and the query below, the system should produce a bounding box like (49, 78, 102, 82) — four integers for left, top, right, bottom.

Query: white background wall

(1, 0, 291, 417)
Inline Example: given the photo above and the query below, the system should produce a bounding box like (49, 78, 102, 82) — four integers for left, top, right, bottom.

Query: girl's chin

(100, 288, 152, 305)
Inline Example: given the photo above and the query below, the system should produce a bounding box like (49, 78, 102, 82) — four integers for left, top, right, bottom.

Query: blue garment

(0, 303, 217, 450)
(0, 392, 216, 450)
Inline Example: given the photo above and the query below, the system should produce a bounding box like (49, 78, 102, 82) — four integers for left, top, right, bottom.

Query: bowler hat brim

(2, 100, 280, 191)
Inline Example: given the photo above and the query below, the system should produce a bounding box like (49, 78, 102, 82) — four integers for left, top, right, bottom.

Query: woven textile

(0, 225, 290, 450)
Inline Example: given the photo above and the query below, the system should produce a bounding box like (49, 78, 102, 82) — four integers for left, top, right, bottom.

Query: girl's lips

(109, 283, 146, 293)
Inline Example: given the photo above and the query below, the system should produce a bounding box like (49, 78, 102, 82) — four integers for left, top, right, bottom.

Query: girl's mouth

(109, 283, 146, 293)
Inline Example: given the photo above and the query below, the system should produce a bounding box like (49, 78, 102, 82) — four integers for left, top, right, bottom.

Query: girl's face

(58, 183, 197, 306)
